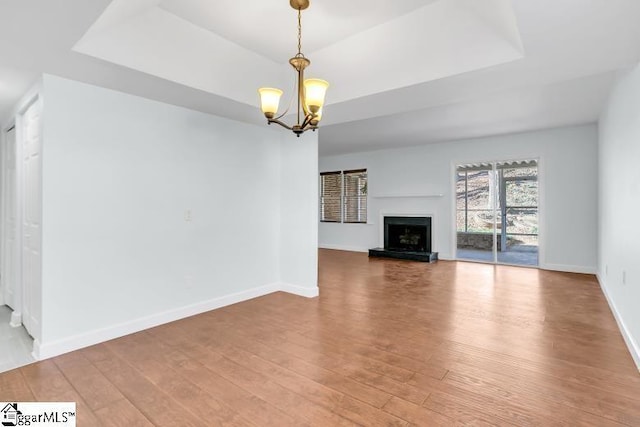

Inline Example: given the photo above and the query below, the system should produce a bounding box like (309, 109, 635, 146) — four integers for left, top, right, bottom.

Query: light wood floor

(2, 249, 639, 426)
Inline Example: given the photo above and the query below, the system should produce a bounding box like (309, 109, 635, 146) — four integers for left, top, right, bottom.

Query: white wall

(319, 124, 598, 273)
(35, 75, 317, 358)
(280, 132, 319, 297)
(598, 64, 640, 369)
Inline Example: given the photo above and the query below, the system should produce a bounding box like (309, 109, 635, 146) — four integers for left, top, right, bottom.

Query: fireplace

(369, 216, 438, 262)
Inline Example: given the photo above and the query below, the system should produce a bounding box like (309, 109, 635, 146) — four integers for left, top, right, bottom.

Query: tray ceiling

(73, 0, 524, 117)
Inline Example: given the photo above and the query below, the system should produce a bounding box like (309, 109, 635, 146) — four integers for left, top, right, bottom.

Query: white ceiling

(0, 0, 639, 156)
(158, 0, 436, 63)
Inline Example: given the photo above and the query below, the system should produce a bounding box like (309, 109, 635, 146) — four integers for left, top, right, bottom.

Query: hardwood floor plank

(195, 307, 423, 388)
(195, 351, 350, 426)
(444, 367, 640, 425)
(235, 297, 444, 364)
(236, 311, 418, 382)
(20, 360, 100, 426)
(53, 350, 124, 411)
(104, 334, 257, 427)
(135, 340, 303, 427)
(424, 385, 552, 427)
(414, 370, 623, 426)
(81, 344, 209, 427)
(202, 333, 408, 426)
(431, 340, 640, 399)
(148, 318, 410, 426)
(427, 343, 640, 422)
(382, 396, 455, 426)
(94, 398, 155, 427)
(0, 369, 35, 401)
(163, 315, 396, 411)
(398, 364, 563, 426)
(423, 392, 515, 427)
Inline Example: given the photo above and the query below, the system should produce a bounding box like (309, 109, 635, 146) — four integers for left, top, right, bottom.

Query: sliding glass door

(456, 164, 495, 262)
(456, 160, 539, 266)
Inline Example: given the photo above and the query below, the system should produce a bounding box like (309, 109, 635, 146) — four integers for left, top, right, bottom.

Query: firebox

(384, 216, 431, 252)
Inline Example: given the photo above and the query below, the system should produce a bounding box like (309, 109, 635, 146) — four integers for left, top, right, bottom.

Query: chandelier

(258, 0, 329, 137)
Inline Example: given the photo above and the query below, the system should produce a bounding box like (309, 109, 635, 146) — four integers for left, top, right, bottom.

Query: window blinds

(320, 172, 342, 222)
(343, 169, 367, 223)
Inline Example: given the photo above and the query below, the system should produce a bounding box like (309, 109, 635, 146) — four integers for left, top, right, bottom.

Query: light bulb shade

(304, 79, 329, 114)
(310, 107, 322, 125)
(258, 87, 283, 118)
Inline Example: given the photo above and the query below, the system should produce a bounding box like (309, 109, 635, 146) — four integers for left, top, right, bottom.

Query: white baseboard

(596, 273, 640, 372)
(540, 263, 597, 275)
(35, 282, 289, 361)
(32, 339, 41, 361)
(280, 282, 319, 298)
(319, 244, 369, 253)
(10, 311, 22, 328)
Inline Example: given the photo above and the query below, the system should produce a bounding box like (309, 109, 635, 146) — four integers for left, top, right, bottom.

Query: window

(320, 169, 367, 223)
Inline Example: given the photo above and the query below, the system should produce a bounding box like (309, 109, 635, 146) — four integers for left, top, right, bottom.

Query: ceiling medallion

(258, 0, 329, 137)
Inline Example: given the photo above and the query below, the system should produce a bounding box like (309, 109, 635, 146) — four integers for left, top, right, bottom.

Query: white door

(1, 127, 18, 310)
(21, 100, 42, 336)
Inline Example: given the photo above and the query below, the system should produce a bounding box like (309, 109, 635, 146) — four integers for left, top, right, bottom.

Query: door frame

(450, 156, 544, 267)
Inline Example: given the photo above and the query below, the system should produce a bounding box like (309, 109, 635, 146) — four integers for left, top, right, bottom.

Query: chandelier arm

(267, 118, 294, 131)
(297, 69, 301, 125)
(274, 109, 290, 121)
(299, 113, 315, 130)
(273, 71, 299, 121)
(274, 99, 292, 120)
(299, 67, 310, 118)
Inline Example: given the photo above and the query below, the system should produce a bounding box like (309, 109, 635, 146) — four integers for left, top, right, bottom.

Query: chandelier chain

(297, 8, 302, 56)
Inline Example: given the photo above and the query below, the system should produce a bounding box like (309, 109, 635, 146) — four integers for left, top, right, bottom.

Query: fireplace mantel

(372, 193, 444, 199)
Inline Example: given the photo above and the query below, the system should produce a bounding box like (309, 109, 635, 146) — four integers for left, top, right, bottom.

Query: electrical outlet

(184, 209, 192, 222)
(622, 270, 626, 285)
(605, 265, 608, 275)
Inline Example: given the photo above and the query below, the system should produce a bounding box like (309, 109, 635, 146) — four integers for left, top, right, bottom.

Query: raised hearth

(368, 247, 438, 262)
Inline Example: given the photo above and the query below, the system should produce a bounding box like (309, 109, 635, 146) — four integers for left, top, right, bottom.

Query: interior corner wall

(598, 64, 640, 370)
(38, 74, 288, 358)
(319, 124, 598, 273)
(279, 131, 319, 297)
